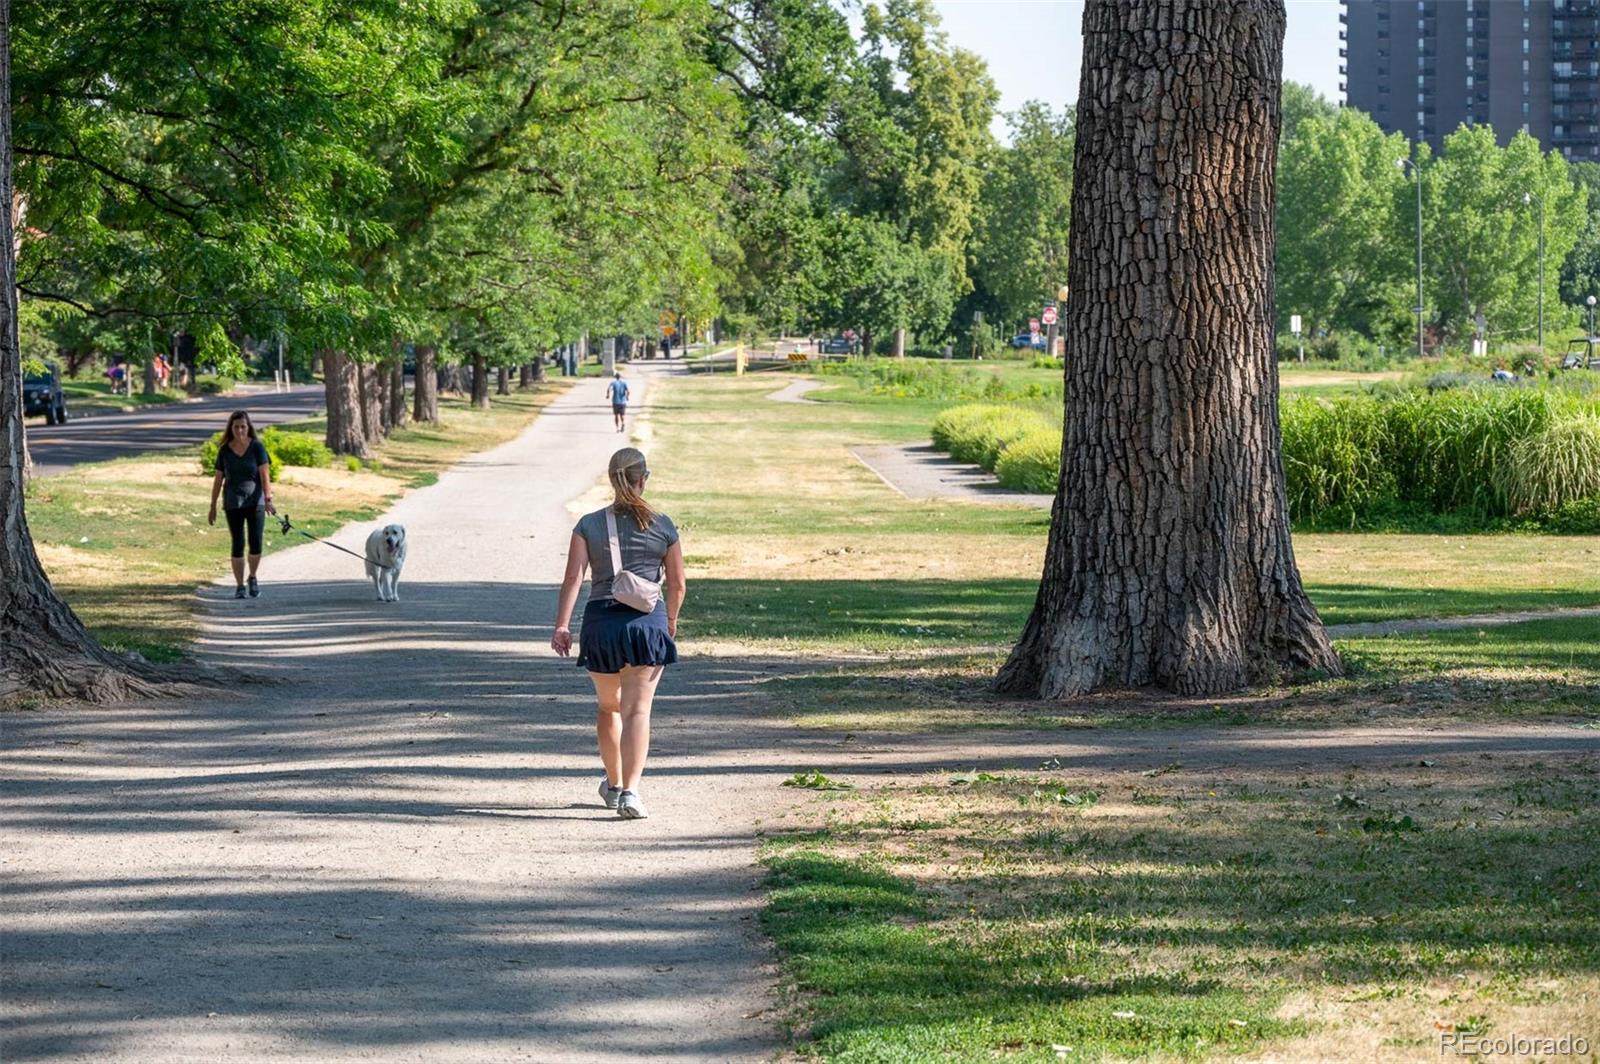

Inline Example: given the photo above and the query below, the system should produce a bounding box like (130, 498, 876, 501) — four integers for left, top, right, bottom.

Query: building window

(1524, 38, 1531, 54)
(1467, 74, 1474, 87)
(1418, 74, 1426, 86)
(1418, 92, 1426, 105)
(1557, 62, 1573, 77)
(1524, 59, 1531, 75)
(1524, 80, 1531, 95)
(1523, 101, 1531, 117)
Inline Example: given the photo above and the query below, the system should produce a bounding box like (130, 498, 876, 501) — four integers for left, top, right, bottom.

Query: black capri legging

(225, 507, 265, 558)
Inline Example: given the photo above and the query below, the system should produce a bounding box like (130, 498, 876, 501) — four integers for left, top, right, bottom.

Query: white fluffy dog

(364, 523, 407, 602)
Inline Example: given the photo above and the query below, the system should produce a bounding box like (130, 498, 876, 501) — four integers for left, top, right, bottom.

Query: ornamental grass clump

(1280, 396, 1396, 526)
(995, 429, 1061, 493)
(1383, 387, 1563, 515)
(931, 404, 1054, 470)
(1496, 415, 1600, 517)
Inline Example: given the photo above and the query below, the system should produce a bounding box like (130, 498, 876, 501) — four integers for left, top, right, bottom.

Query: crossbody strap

(604, 508, 625, 578)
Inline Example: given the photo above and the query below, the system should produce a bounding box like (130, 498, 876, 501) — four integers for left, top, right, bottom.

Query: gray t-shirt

(575, 507, 679, 602)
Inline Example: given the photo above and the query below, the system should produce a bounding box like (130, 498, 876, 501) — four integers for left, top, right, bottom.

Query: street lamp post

(1587, 294, 1596, 339)
(1397, 155, 1424, 359)
(1523, 191, 1545, 351)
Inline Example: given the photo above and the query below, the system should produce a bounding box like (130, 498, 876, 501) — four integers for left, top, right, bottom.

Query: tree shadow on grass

(761, 756, 1600, 1058)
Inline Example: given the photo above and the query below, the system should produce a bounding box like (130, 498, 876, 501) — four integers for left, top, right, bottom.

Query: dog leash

(276, 513, 392, 570)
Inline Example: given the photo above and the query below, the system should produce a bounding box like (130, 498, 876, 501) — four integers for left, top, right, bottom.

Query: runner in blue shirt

(605, 371, 630, 433)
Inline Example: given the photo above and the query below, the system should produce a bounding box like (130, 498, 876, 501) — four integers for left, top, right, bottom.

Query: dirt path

(1326, 604, 1600, 637)
(5, 370, 1598, 1061)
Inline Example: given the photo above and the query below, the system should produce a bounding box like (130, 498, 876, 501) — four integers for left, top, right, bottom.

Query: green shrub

(1280, 396, 1396, 525)
(995, 428, 1060, 493)
(1543, 495, 1600, 534)
(345, 455, 363, 472)
(258, 426, 333, 469)
(819, 358, 1062, 403)
(1031, 356, 1063, 370)
(198, 432, 283, 481)
(931, 404, 1054, 470)
(1497, 416, 1600, 516)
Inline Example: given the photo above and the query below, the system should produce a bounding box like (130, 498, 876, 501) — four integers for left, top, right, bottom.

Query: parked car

(820, 335, 858, 355)
(1561, 337, 1599, 371)
(23, 362, 68, 424)
(1009, 333, 1046, 351)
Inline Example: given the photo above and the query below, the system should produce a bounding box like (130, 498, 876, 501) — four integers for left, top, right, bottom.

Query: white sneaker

(599, 778, 621, 810)
(616, 790, 648, 819)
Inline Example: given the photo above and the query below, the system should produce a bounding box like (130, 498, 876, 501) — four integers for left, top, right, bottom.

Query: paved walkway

(850, 440, 1053, 507)
(765, 379, 823, 403)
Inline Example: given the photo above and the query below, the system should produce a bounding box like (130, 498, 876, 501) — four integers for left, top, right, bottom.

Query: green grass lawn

(24, 387, 563, 662)
(649, 371, 1599, 729)
(763, 753, 1600, 1060)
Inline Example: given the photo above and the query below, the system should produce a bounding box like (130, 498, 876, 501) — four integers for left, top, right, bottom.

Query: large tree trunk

(357, 361, 382, 443)
(322, 350, 368, 458)
(375, 360, 392, 435)
(497, 364, 510, 395)
(0, 2, 165, 702)
(389, 357, 408, 430)
(470, 353, 489, 408)
(996, 0, 1339, 699)
(531, 352, 545, 383)
(412, 344, 438, 423)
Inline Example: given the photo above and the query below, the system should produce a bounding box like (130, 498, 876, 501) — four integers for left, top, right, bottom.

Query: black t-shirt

(215, 439, 270, 512)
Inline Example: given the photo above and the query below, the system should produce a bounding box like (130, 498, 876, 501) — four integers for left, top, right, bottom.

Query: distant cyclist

(605, 371, 630, 433)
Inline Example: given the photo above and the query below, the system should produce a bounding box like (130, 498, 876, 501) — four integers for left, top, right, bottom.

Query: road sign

(1042, 306, 1058, 327)
(1028, 318, 1040, 332)
(1290, 314, 1301, 335)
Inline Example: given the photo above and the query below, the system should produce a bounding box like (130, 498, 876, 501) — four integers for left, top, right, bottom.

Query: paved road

(26, 386, 325, 477)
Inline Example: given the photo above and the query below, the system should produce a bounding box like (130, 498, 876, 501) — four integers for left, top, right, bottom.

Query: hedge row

(929, 404, 1060, 493)
(930, 388, 1600, 529)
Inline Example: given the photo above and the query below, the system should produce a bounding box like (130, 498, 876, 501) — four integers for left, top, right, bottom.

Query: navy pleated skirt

(576, 598, 678, 673)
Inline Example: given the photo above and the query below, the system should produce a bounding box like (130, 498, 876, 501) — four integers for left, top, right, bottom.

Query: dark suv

(23, 363, 68, 424)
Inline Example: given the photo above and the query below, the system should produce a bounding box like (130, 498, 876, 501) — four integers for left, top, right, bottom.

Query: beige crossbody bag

(605, 508, 662, 613)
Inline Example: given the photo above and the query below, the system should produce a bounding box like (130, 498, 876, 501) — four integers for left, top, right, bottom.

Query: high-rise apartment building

(1340, 0, 1600, 162)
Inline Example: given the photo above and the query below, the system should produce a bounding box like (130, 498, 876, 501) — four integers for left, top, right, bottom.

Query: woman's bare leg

(246, 553, 262, 578)
(230, 556, 245, 586)
(618, 664, 664, 791)
(588, 671, 623, 786)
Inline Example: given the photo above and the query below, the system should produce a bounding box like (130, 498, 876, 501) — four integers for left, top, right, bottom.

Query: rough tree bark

(412, 344, 438, 423)
(518, 362, 531, 389)
(388, 358, 407, 430)
(0, 1, 165, 701)
(496, 364, 510, 395)
(470, 353, 489, 409)
(357, 361, 382, 443)
(531, 352, 545, 383)
(375, 360, 392, 436)
(322, 350, 368, 457)
(996, 0, 1340, 699)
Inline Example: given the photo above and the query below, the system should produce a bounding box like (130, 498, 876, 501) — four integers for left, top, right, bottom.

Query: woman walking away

(551, 447, 686, 819)
(208, 411, 276, 599)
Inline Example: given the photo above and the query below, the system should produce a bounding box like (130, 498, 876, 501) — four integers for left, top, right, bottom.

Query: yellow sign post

(735, 344, 746, 376)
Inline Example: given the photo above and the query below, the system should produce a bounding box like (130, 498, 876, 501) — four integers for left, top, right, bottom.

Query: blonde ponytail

(608, 447, 656, 530)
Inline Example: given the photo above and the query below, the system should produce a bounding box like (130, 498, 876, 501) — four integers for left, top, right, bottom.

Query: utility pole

(1397, 155, 1424, 359)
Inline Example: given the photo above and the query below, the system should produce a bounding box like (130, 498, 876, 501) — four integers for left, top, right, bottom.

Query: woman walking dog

(208, 410, 276, 599)
(551, 447, 686, 819)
